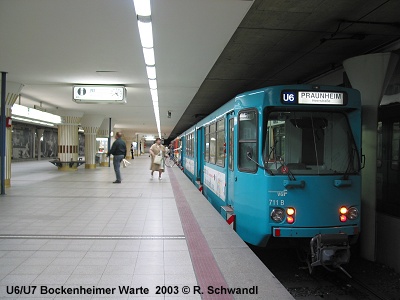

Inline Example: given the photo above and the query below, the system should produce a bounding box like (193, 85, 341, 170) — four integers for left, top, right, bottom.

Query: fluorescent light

(137, 21, 153, 48)
(146, 66, 156, 79)
(145, 135, 155, 141)
(149, 79, 157, 89)
(12, 104, 61, 124)
(133, 0, 161, 138)
(150, 89, 158, 101)
(133, 0, 151, 16)
(12, 116, 55, 127)
(143, 48, 155, 65)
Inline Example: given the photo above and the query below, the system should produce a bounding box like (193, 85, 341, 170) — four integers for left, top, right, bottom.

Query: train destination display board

(281, 91, 345, 105)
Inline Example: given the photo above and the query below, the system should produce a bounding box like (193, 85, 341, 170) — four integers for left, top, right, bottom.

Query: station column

(57, 111, 83, 171)
(1, 82, 23, 187)
(97, 118, 115, 167)
(124, 135, 134, 159)
(80, 114, 104, 169)
(36, 129, 44, 161)
(343, 52, 399, 261)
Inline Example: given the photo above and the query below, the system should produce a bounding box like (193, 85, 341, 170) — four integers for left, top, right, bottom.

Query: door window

(238, 110, 258, 173)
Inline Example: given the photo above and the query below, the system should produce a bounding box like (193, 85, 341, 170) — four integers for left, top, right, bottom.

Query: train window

(188, 133, 194, 157)
(229, 118, 234, 170)
(191, 133, 193, 157)
(264, 111, 359, 175)
(205, 126, 210, 162)
(186, 134, 189, 156)
(186, 133, 191, 157)
(238, 110, 258, 173)
(210, 123, 216, 164)
(192, 133, 195, 157)
(391, 122, 400, 170)
(190, 134, 192, 157)
(216, 119, 225, 167)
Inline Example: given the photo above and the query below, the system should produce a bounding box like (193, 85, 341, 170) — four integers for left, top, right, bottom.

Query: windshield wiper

(342, 131, 357, 180)
(262, 136, 274, 175)
(310, 113, 320, 175)
(278, 159, 296, 181)
(246, 150, 272, 174)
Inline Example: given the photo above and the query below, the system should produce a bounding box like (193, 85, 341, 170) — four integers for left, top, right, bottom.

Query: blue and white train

(175, 85, 361, 270)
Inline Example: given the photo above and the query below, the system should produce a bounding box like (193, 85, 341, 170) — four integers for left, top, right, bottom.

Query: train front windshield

(264, 111, 359, 175)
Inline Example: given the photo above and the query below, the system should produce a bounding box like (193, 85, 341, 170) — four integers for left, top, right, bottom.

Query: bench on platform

(49, 158, 85, 168)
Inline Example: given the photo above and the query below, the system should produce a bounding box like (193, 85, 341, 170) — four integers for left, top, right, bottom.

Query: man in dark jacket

(108, 132, 126, 183)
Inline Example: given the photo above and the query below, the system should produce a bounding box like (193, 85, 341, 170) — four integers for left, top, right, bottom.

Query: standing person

(149, 138, 166, 180)
(107, 132, 126, 183)
(130, 143, 135, 160)
(168, 143, 174, 159)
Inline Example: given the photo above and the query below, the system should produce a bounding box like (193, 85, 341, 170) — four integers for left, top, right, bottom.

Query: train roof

(179, 84, 361, 136)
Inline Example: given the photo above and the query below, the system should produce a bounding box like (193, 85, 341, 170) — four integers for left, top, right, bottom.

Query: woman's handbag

(153, 154, 162, 165)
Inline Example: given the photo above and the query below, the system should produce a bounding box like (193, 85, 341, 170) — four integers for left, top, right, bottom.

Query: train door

(234, 108, 258, 200)
(197, 128, 204, 185)
(227, 114, 235, 206)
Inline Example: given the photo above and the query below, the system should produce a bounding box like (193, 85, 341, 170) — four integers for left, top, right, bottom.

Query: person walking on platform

(149, 138, 166, 180)
(108, 132, 126, 183)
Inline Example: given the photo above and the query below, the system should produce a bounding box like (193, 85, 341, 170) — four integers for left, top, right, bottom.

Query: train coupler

(309, 233, 350, 275)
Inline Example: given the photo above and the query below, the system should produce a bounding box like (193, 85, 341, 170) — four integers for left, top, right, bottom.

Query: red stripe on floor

(168, 169, 233, 300)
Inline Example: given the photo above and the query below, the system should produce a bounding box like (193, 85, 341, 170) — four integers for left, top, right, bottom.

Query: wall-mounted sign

(73, 85, 126, 103)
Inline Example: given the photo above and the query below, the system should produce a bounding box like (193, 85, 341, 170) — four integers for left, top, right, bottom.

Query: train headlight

(287, 208, 295, 216)
(339, 206, 348, 215)
(347, 207, 359, 220)
(271, 208, 285, 222)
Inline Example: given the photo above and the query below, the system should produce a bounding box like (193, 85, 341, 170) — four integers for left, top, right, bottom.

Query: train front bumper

(272, 225, 359, 238)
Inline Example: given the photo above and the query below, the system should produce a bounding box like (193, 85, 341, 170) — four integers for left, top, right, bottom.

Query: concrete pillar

(31, 128, 36, 159)
(81, 114, 104, 169)
(1, 82, 23, 187)
(343, 52, 399, 261)
(97, 118, 115, 167)
(136, 134, 140, 156)
(57, 111, 83, 171)
(37, 129, 44, 161)
(124, 136, 134, 159)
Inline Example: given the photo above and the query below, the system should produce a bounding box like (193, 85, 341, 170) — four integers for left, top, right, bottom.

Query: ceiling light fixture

(142, 48, 155, 66)
(133, 0, 161, 137)
(150, 88, 158, 101)
(137, 20, 154, 48)
(146, 66, 156, 79)
(12, 104, 62, 124)
(148, 79, 157, 90)
(133, 0, 151, 16)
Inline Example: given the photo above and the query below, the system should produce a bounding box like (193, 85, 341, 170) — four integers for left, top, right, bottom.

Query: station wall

(11, 122, 85, 160)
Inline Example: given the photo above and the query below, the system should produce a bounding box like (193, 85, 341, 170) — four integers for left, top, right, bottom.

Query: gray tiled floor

(0, 157, 199, 299)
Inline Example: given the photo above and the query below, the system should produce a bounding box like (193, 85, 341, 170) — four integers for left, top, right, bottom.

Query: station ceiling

(1, 0, 400, 139)
(170, 0, 400, 138)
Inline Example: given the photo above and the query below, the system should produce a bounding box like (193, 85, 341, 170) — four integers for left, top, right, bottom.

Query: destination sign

(298, 91, 344, 105)
(281, 91, 346, 105)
